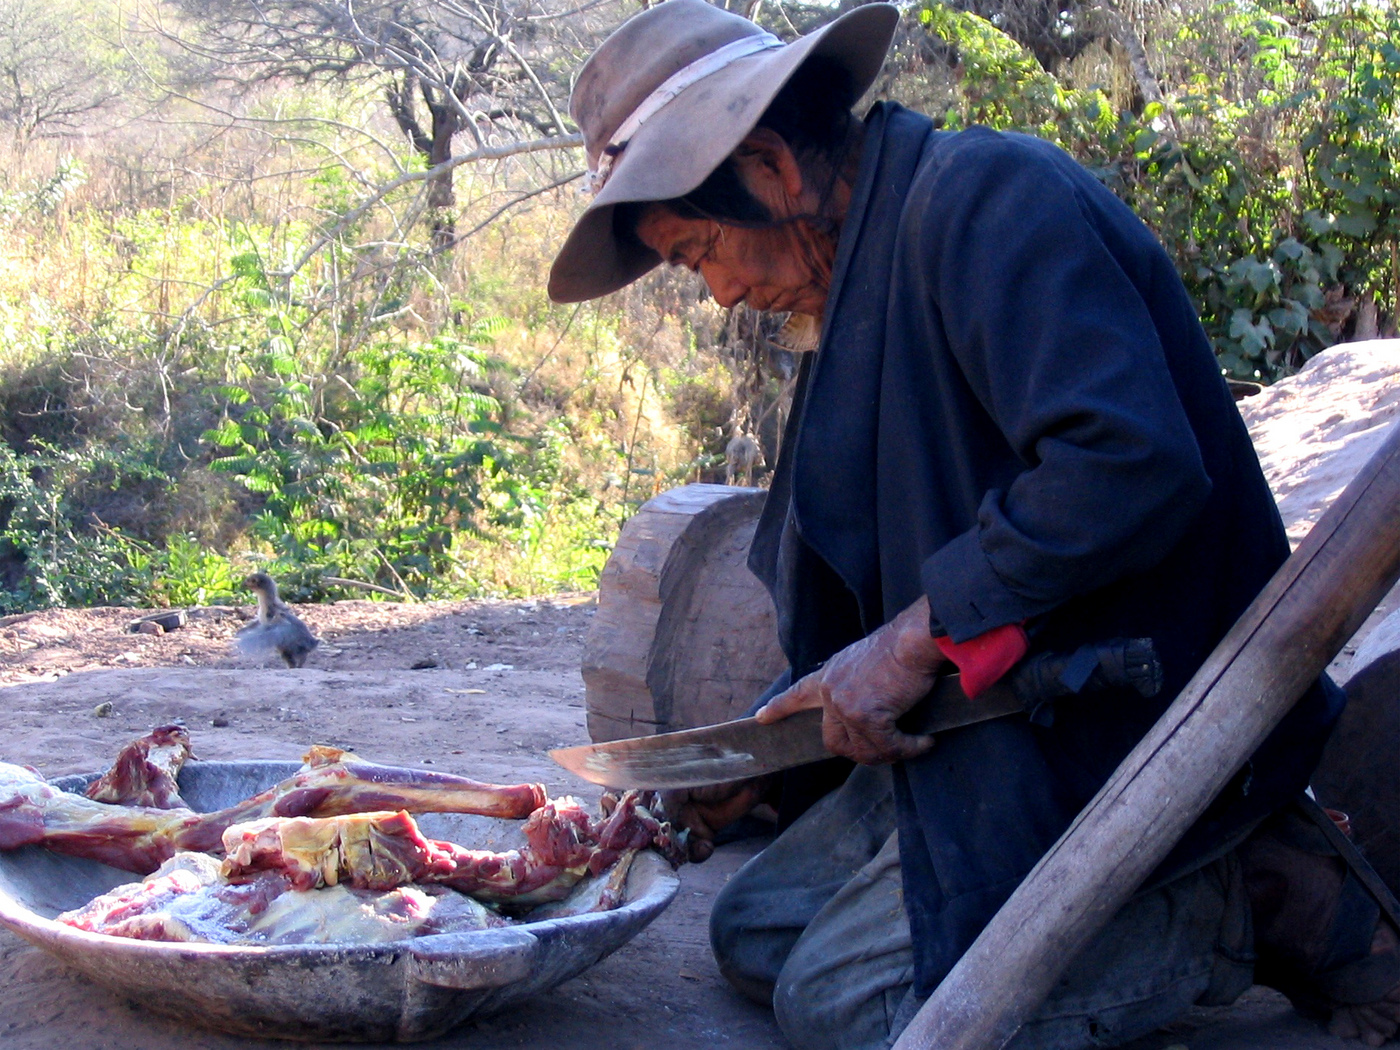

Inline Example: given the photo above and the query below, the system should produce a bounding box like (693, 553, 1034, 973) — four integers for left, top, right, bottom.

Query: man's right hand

(661, 777, 774, 862)
(755, 595, 945, 765)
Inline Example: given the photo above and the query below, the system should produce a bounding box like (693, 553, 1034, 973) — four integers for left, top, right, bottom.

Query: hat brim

(547, 3, 898, 303)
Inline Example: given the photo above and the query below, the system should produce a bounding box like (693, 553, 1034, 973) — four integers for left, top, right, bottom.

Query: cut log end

(582, 484, 788, 741)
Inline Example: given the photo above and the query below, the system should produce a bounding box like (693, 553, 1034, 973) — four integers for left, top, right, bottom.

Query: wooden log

(582, 484, 788, 743)
(894, 419, 1400, 1050)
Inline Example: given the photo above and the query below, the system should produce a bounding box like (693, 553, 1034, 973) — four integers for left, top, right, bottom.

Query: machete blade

(549, 673, 1024, 789)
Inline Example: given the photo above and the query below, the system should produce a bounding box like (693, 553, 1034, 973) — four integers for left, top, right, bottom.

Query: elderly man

(548, 3, 1400, 1048)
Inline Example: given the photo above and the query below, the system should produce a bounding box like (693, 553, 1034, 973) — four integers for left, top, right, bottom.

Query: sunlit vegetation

(0, 0, 1393, 610)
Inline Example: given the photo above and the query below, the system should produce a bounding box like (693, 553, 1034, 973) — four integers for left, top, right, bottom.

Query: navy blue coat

(749, 102, 1343, 995)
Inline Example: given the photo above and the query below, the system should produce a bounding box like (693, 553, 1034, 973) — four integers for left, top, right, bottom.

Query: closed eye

(669, 231, 716, 272)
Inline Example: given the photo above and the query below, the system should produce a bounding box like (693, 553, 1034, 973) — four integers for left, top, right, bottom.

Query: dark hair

(614, 54, 861, 245)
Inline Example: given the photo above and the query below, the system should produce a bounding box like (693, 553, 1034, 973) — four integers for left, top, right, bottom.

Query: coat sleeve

(912, 134, 1213, 642)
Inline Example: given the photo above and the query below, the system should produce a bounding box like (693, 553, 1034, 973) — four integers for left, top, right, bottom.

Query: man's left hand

(755, 596, 947, 764)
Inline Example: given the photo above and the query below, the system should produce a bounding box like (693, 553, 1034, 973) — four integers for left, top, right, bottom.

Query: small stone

(128, 610, 186, 633)
(211, 716, 230, 728)
(410, 658, 438, 670)
(93, 701, 113, 718)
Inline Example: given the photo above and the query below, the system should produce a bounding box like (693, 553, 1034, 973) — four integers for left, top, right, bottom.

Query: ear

(730, 127, 806, 214)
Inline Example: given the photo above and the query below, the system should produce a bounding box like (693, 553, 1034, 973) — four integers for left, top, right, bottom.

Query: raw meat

(83, 724, 192, 809)
(221, 810, 458, 892)
(169, 745, 548, 852)
(220, 793, 684, 908)
(527, 851, 637, 920)
(0, 745, 547, 874)
(12, 730, 685, 947)
(247, 882, 506, 944)
(0, 763, 205, 873)
(57, 854, 292, 942)
(57, 852, 507, 945)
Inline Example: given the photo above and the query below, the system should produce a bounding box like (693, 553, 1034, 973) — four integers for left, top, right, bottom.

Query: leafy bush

(914, 0, 1399, 380)
(3, 0, 1394, 613)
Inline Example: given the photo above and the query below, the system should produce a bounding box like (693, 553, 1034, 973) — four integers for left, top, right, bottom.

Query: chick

(235, 572, 319, 668)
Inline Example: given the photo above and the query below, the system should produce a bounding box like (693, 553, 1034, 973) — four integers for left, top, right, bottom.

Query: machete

(549, 672, 1024, 790)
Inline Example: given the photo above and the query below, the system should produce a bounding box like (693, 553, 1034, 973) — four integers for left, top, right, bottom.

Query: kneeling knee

(773, 969, 827, 1049)
(708, 876, 748, 971)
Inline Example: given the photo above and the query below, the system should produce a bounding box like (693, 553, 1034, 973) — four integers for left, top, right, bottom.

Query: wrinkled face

(635, 206, 832, 316)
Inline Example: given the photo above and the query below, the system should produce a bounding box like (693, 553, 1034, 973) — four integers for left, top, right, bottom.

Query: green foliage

(0, 211, 637, 609)
(0, 158, 85, 219)
(10, 0, 1395, 615)
(196, 249, 531, 597)
(0, 441, 242, 611)
(0, 441, 144, 609)
(917, 4, 1118, 141)
(916, 0, 1400, 380)
(154, 535, 240, 607)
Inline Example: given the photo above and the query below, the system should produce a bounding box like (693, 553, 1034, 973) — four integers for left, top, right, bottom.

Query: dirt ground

(0, 596, 1367, 1050)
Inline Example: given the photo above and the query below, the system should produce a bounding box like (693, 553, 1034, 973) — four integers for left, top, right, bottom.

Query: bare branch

(284, 131, 581, 276)
(449, 166, 582, 245)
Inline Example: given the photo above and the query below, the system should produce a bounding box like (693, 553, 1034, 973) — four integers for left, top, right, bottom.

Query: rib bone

(84, 724, 192, 809)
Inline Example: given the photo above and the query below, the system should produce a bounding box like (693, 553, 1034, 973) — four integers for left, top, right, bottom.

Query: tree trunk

(1088, 0, 1163, 107)
(385, 73, 460, 253)
(427, 101, 459, 253)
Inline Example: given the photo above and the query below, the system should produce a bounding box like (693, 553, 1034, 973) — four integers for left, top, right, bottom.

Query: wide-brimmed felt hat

(547, 0, 898, 303)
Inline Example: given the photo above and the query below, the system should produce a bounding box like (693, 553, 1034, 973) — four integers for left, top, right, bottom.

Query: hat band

(584, 32, 783, 194)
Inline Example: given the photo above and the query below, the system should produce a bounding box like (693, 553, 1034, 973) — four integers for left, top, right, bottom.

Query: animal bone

(0, 739, 546, 874)
(220, 792, 682, 907)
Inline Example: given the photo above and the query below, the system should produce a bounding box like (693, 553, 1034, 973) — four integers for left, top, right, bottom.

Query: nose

(699, 261, 747, 309)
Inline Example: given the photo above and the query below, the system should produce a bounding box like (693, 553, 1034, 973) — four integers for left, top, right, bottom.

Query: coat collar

(751, 102, 936, 631)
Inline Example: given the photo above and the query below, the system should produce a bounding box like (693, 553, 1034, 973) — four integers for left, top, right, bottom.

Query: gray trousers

(711, 766, 1256, 1050)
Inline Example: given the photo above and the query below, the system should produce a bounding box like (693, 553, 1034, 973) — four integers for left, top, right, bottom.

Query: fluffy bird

(235, 573, 319, 668)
